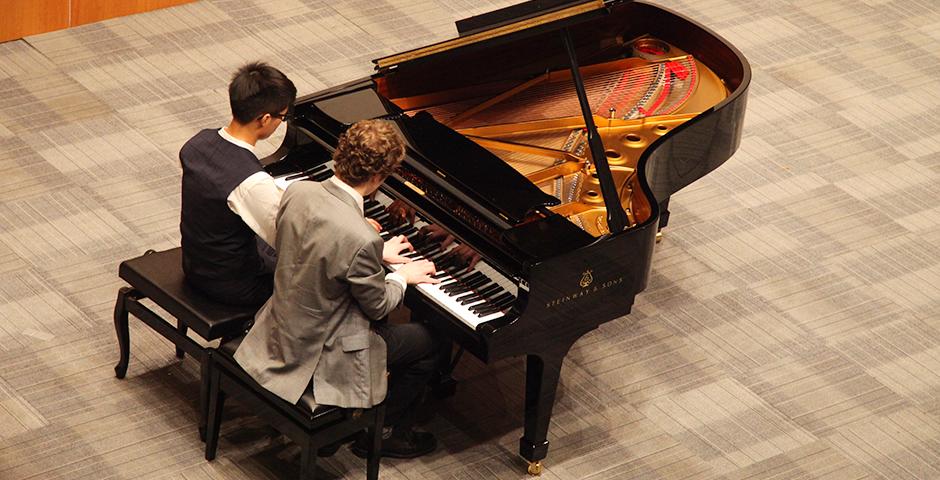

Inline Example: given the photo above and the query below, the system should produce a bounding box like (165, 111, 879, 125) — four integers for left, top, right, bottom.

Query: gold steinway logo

(580, 269, 593, 288)
(545, 274, 624, 309)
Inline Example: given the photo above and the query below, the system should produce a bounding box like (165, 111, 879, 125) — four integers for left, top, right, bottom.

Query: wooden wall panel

(0, 0, 70, 43)
(71, 0, 196, 27)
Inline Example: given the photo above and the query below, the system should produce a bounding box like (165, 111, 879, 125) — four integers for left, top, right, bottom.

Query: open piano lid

(372, 0, 634, 234)
(373, 0, 628, 229)
(373, 0, 609, 70)
(368, 1, 617, 225)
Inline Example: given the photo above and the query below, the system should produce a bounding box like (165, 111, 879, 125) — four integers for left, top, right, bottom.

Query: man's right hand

(395, 259, 440, 285)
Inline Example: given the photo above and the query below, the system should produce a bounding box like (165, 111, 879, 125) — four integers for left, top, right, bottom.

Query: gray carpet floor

(2, 0, 940, 478)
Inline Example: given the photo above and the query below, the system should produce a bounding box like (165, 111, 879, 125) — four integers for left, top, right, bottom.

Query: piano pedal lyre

(527, 461, 543, 476)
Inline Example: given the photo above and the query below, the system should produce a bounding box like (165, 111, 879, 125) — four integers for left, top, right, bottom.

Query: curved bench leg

(114, 287, 134, 379)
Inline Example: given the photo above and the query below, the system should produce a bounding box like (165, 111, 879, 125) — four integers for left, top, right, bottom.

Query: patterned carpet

(2, 0, 940, 478)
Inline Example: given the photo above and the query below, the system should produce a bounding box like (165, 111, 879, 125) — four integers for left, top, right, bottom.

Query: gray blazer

(234, 179, 404, 408)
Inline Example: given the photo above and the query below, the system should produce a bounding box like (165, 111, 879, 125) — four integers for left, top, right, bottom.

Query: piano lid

(373, 0, 606, 70)
(397, 111, 560, 224)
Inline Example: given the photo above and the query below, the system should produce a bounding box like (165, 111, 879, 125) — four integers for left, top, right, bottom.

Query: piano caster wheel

(655, 231, 664, 243)
(527, 461, 543, 476)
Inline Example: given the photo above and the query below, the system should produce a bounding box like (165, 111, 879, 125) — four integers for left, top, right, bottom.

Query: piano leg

(658, 197, 671, 230)
(431, 338, 459, 399)
(519, 352, 565, 475)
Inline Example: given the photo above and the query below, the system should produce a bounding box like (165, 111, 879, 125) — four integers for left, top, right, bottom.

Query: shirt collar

(328, 176, 364, 215)
(218, 127, 256, 154)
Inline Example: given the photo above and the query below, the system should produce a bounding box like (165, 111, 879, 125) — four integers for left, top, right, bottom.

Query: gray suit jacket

(234, 179, 404, 408)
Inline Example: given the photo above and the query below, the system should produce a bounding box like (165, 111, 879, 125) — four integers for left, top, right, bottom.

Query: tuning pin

(609, 107, 616, 119)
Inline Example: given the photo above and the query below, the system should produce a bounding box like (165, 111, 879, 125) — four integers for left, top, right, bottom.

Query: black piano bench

(205, 338, 384, 480)
(112, 247, 258, 438)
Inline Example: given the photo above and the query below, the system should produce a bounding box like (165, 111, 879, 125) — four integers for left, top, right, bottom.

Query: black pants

(186, 236, 276, 307)
(372, 321, 437, 435)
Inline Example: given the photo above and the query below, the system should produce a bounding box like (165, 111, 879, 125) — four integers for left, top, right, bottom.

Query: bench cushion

(119, 247, 257, 340)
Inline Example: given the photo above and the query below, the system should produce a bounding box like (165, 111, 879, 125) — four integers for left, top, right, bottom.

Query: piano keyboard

(273, 168, 518, 331)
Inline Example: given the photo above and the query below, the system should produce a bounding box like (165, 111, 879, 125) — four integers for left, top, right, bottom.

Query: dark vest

(180, 129, 265, 287)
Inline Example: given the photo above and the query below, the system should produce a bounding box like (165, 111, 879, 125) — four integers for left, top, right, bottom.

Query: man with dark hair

(234, 119, 442, 459)
(179, 61, 296, 306)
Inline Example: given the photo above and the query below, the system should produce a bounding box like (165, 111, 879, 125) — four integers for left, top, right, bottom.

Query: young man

(179, 62, 296, 306)
(234, 119, 442, 458)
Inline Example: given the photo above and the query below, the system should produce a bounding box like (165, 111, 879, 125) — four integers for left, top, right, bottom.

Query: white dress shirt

(219, 127, 282, 247)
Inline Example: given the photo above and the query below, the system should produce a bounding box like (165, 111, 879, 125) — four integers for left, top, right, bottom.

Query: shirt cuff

(386, 272, 407, 292)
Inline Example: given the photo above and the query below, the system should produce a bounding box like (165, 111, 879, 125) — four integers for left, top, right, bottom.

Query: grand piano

(264, 0, 749, 473)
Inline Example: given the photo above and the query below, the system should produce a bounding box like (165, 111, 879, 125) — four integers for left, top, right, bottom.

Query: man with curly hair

(235, 119, 442, 459)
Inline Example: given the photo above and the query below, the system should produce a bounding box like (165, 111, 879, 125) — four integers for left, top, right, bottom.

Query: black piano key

(460, 280, 491, 295)
(443, 283, 472, 296)
(452, 288, 480, 300)
(310, 170, 334, 181)
(399, 226, 418, 237)
(386, 224, 412, 237)
(491, 293, 516, 308)
(456, 271, 485, 284)
(441, 277, 474, 294)
(458, 294, 484, 305)
(450, 269, 477, 281)
(436, 257, 464, 271)
(453, 291, 480, 303)
(475, 284, 502, 299)
(436, 275, 467, 291)
(445, 284, 472, 296)
(397, 227, 416, 238)
(416, 246, 442, 258)
(428, 251, 451, 263)
(406, 233, 426, 249)
(469, 286, 513, 308)
(465, 277, 490, 289)
(472, 305, 504, 316)
(470, 292, 510, 314)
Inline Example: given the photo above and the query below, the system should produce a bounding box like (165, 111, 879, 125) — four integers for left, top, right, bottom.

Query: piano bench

(205, 338, 384, 479)
(112, 247, 258, 439)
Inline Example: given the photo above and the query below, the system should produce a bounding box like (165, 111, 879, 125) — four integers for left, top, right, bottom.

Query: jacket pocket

(341, 334, 371, 352)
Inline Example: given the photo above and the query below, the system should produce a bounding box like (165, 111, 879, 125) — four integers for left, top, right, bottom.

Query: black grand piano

(264, 0, 749, 473)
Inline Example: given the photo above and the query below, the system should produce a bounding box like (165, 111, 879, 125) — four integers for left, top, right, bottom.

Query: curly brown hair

(333, 120, 405, 186)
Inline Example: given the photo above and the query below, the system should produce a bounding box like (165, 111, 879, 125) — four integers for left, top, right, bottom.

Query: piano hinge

(404, 180, 426, 196)
(519, 279, 529, 291)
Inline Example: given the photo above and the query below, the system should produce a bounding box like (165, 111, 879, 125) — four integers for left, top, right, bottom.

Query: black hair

(228, 62, 297, 124)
